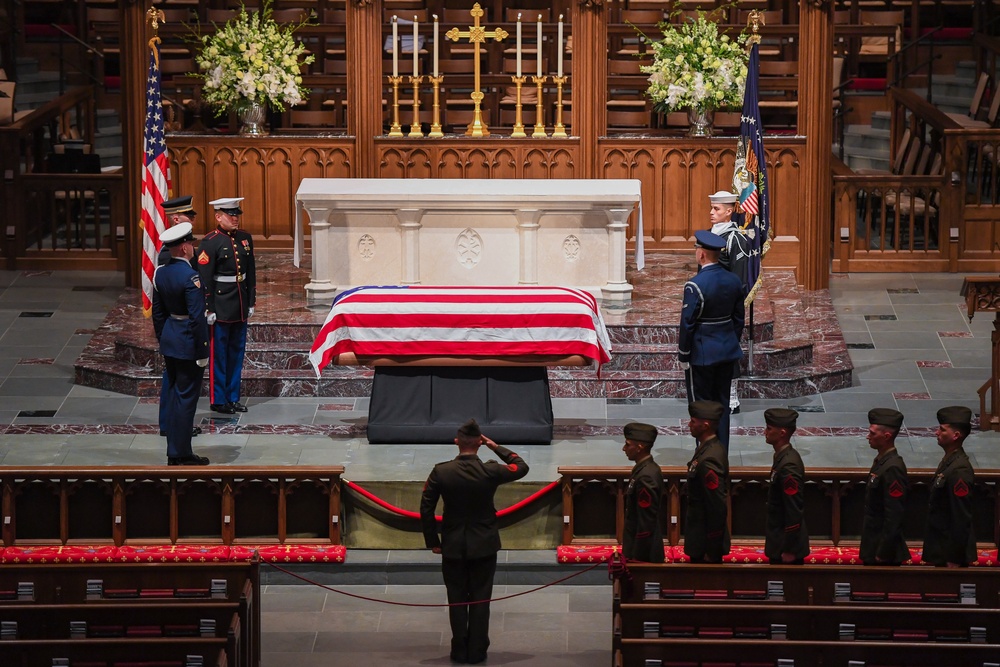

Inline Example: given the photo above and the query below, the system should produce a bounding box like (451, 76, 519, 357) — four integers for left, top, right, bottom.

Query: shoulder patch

(191, 276, 201, 289)
(637, 487, 652, 508)
(704, 469, 719, 490)
(782, 476, 799, 496)
(198, 250, 210, 265)
(953, 479, 970, 497)
(888, 479, 904, 498)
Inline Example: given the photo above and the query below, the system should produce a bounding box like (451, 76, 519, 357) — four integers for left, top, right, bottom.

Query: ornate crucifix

(446, 3, 507, 137)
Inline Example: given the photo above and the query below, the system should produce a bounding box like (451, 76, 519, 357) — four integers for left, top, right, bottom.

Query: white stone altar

(294, 179, 643, 303)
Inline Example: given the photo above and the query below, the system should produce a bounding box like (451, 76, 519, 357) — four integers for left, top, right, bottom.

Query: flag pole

(741, 11, 764, 380)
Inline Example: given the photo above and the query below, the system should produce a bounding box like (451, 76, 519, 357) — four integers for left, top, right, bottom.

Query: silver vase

(238, 102, 268, 136)
(687, 107, 715, 138)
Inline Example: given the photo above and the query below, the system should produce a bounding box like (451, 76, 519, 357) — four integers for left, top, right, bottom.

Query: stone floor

(1, 266, 999, 665)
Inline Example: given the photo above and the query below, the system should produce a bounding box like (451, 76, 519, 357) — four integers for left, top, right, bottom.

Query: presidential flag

(732, 38, 770, 307)
(140, 37, 171, 317)
(308, 286, 613, 376)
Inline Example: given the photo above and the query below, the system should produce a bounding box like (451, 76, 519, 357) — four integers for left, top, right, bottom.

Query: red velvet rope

(344, 479, 559, 522)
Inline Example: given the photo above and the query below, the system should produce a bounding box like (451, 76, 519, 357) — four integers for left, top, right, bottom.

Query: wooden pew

(614, 563, 1000, 667)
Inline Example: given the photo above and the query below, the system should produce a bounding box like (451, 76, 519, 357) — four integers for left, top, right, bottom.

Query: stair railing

(889, 25, 943, 103)
(48, 23, 104, 96)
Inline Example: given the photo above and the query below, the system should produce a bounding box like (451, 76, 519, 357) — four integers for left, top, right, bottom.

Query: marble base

(74, 252, 852, 399)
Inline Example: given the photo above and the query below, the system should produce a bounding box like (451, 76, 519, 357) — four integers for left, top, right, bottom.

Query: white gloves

(680, 361, 690, 371)
(196, 358, 209, 368)
(206, 312, 217, 325)
(248, 307, 254, 317)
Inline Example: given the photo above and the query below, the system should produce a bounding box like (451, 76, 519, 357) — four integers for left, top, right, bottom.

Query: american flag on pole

(140, 37, 170, 317)
(309, 286, 613, 376)
(732, 35, 770, 307)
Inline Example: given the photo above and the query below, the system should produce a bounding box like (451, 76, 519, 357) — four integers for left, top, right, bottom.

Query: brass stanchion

(428, 74, 444, 138)
(552, 75, 567, 138)
(387, 75, 404, 137)
(531, 75, 547, 138)
(511, 75, 526, 138)
(408, 75, 424, 138)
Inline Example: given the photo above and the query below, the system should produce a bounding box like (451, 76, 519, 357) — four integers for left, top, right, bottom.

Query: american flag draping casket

(309, 286, 613, 376)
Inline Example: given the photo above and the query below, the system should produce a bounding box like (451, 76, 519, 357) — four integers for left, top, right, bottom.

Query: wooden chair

(946, 72, 989, 125)
(504, 8, 551, 22)
(288, 109, 338, 127)
(858, 10, 904, 57)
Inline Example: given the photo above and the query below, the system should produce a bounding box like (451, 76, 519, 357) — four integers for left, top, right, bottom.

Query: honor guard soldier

(708, 190, 752, 415)
(679, 229, 745, 451)
(196, 196, 256, 414)
(923, 406, 976, 567)
(152, 222, 210, 466)
(860, 408, 911, 566)
(157, 195, 201, 439)
(420, 419, 529, 665)
(683, 400, 731, 563)
(621, 422, 665, 563)
(763, 408, 809, 564)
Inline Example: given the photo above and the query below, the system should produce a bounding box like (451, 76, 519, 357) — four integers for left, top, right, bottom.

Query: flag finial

(146, 6, 166, 33)
(746, 10, 763, 47)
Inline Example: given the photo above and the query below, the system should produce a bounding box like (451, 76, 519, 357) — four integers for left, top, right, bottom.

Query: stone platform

(74, 252, 852, 399)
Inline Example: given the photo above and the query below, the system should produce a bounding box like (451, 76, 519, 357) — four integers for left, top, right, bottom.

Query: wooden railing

(558, 466, 1000, 549)
(1, 467, 345, 547)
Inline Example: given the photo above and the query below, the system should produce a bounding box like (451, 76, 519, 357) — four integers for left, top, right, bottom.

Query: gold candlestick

(428, 74, 444, 138)
(552, 75, 567, 138)
(531, 75, 547, 138)
(387, 75, 403, 137)
(511, 75, 526, 138)
(408, 74, 424, 138)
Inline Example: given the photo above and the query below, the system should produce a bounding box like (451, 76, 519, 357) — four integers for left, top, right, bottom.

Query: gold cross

(446, 3, 507, 137)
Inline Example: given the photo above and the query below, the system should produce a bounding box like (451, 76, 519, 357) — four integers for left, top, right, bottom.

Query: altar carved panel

(167, 135, 355, 249)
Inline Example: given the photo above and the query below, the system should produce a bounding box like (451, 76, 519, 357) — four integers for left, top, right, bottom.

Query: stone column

(303, 206, 336, 300)
(396, 208, 424, 284)
(515, 209, 542, 285)
(603, 207, 634, 303)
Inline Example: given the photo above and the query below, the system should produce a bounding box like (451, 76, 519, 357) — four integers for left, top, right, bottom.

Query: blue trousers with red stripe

(209, 320, 247, 406)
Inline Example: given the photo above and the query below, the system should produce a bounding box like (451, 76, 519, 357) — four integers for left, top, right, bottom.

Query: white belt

(215, 273, 245, 283)
(170, 314, 189, 320)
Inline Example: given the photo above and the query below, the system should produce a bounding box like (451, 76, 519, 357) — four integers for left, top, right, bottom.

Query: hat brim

(219, 207, 243, 215)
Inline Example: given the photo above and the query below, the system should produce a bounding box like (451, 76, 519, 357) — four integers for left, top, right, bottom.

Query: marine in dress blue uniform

(420, 419, 529, 664)
(621, 422, 665, 563)
(922, 406, 976, 567)
(763, 408, 809, 564)
(157, 196, 201, 439)
(683, 401, 730, 563)
(151, 222, 210, 466)
(678, 230, 745, 450)
(860, 408, 911, 566)
(196, 197, 256, 414)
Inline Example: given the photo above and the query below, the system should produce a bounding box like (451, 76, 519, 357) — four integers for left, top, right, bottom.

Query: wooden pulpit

(961, 276, 1000, 431)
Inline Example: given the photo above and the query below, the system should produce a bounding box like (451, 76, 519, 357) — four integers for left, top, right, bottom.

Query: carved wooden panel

(375, 140, 580, 179)
(167, 136, 355, 249)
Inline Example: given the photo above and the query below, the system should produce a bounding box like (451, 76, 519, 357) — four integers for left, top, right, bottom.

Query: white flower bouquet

(641, 13, 748, 113)
(195, 0, 315, 115)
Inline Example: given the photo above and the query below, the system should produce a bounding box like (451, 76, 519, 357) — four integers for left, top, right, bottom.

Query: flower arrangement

(195, 0, 315, 116)
(640, 13, 748, 113)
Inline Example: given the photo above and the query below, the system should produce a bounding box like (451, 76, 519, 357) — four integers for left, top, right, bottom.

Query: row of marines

(622, 403, 978, 568)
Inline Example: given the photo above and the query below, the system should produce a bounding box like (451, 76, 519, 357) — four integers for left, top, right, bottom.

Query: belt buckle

(236, 273, 244, 283)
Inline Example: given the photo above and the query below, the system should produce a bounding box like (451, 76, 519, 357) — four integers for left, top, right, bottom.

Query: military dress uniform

(420, 421, 528, 664)
(196, 197, 256, 412)
(922, 447, 976, 567)
(860, 447, 911, 565)
(684, 434, 731, 563)
(765, 444, 810, 563)
(679, 231, 745, 450)
(151, 223, 210, 465)
(624, 456, 666, 563)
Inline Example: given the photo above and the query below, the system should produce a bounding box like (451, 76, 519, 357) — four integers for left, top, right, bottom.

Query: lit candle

(557, 14, 564, 78)
(516, 13, 522, 78)
(413, 16, 419, 77)
(392, 16, 398, 77)
(536, 15, 542, 77)
(433, 14, 439, 77)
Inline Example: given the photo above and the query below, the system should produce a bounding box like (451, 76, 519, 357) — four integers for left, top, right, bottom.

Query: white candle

(433, 15, 439, 77)
(516, 13, 522, 77)
(392, 16, 398, 77)
(536, 15, 542, 77)
(413, 16, 419, 77)
(557, 14, 563, 78)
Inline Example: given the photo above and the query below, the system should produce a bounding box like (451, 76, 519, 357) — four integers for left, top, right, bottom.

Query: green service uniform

(860, 447, 911, 565)
(765, 445, 810, 563)
(623, 457, 665, 563)
(683, 435, 730, 563)
(922, 447, 976, 567)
